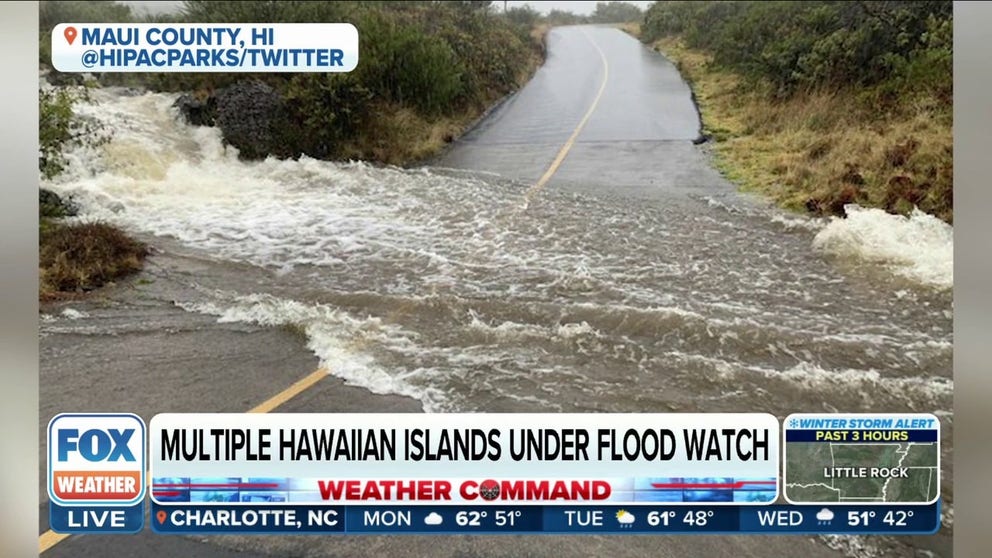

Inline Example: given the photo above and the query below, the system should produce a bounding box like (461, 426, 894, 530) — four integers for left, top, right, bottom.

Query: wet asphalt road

(437, 25, 723, 200)
(38, 25, 884, 558)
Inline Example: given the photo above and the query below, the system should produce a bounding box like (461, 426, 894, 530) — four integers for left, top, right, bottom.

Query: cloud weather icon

(424, 512, 444, 525)
(616, 510, 636, 525)
(816, 508, 835, 523)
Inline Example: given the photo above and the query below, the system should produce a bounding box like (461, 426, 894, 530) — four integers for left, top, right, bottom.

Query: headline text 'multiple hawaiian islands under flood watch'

(159, 427, 772, 462)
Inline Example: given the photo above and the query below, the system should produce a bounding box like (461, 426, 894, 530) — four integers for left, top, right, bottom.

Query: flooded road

(43, 25, 952, 558)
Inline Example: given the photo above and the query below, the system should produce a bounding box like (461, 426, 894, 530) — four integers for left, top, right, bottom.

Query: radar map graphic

(783, 414, 940, 504)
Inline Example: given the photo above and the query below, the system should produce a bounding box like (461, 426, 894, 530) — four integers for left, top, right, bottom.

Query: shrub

(40, 222, 148, 295)
(641, 1, 952, 99)
(278, 73, 373, 159)
(181, 0, 356, 24)
(39, 0, 134, 30)
(591, 2, 643, 24)
(39, 87, 108, 179)
(505, 5, 541, 27)
(546, 9, 586, 25)
(357, 11, 466, 114)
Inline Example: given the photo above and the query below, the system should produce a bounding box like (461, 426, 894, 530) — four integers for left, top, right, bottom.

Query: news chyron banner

(146, 413, 786, 535)
(48, 412, 942, 535)
(149, 413, 778, 506)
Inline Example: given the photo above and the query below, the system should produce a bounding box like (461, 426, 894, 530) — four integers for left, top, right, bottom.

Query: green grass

(652, 37, 952, 223)
(40, 222, 148, 300)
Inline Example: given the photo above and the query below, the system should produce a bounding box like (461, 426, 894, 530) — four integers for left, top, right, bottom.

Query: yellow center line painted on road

(39, 530, 69, 554)
(248, 367, 328, 414)
(39, 367, 329, 553)
(522, 28, 610, 206)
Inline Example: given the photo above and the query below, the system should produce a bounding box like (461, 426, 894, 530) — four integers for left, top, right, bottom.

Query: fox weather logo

(48, 413, 146, 506)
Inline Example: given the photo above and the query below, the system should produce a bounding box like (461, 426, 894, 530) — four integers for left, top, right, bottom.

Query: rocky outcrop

(173, 80, 287, 160)
(214, 80, 284, 160)
(40, 188, 78, 218)
(173, 93, 217, 127)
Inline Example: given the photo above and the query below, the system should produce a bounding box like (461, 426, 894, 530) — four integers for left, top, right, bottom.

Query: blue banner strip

(50, 502, 145, 534)
(148, 501, 940, 535)
(785, 429, 938, 442)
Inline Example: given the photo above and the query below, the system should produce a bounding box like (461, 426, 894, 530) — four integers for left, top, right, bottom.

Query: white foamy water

(61, 308, 88, 320)
(813, 205, 953, 289)
(177, 293, 442, 411)
(757, 362, 951, 408)
(769, 212, 827, 232)
(41, 87, 952, 425)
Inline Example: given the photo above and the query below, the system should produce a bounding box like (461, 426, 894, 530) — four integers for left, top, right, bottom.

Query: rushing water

(44, 87, 954, 519)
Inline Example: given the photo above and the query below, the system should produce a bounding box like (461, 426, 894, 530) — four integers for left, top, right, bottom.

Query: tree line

(641, 1, 951, 105)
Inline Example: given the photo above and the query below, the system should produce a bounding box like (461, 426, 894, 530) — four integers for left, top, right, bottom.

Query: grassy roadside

(627, 4, 952, 224)
(40, 220, 148, 301)
(337, 24, 548, 165)
(40, 187, 148, 301)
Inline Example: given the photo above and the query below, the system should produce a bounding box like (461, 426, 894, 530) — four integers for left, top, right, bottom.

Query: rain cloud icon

(424, 512, 444, 525)
(816, 508, 834, 524)
(616, 510, 636, 525)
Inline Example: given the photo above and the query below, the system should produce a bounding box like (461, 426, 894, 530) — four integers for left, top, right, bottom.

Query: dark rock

(214, 80, 284, 160)
(884, 138, 920, 168)
(117, 87, 145, 97)
(40, 188, 78, 218)
(44, 71, 85, 87)
(173, 93, 217, 127)
(828, 184, 861, 217)
(839, 162, 865, 186)
(885, 175, 922, 209)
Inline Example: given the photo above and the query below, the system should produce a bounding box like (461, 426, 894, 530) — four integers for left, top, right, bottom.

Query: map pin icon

(156, 510, 167, 524)
(64, 26, 77, 45)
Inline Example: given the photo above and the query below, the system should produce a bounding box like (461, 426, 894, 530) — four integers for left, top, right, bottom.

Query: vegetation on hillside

(639, 1, 952, 222)
(506, 2, 643, 27)
(39, 86, 109, 179)
(39, 0, 550, 165)
(39, 85, 146, 300)
(588, 1, 644, 23)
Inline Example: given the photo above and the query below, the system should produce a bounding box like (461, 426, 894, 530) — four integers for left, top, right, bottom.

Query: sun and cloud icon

(424, 512, 444, 526)
(616, 509, 636, 526)
(816, 508, 834, 525)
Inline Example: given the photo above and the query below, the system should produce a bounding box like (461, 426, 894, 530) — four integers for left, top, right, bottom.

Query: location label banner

(149, 413, 780, 506)
(51, 23, 358, 72)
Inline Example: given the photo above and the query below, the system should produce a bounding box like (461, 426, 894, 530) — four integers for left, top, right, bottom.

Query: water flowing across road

(43, 26, 952, 557)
